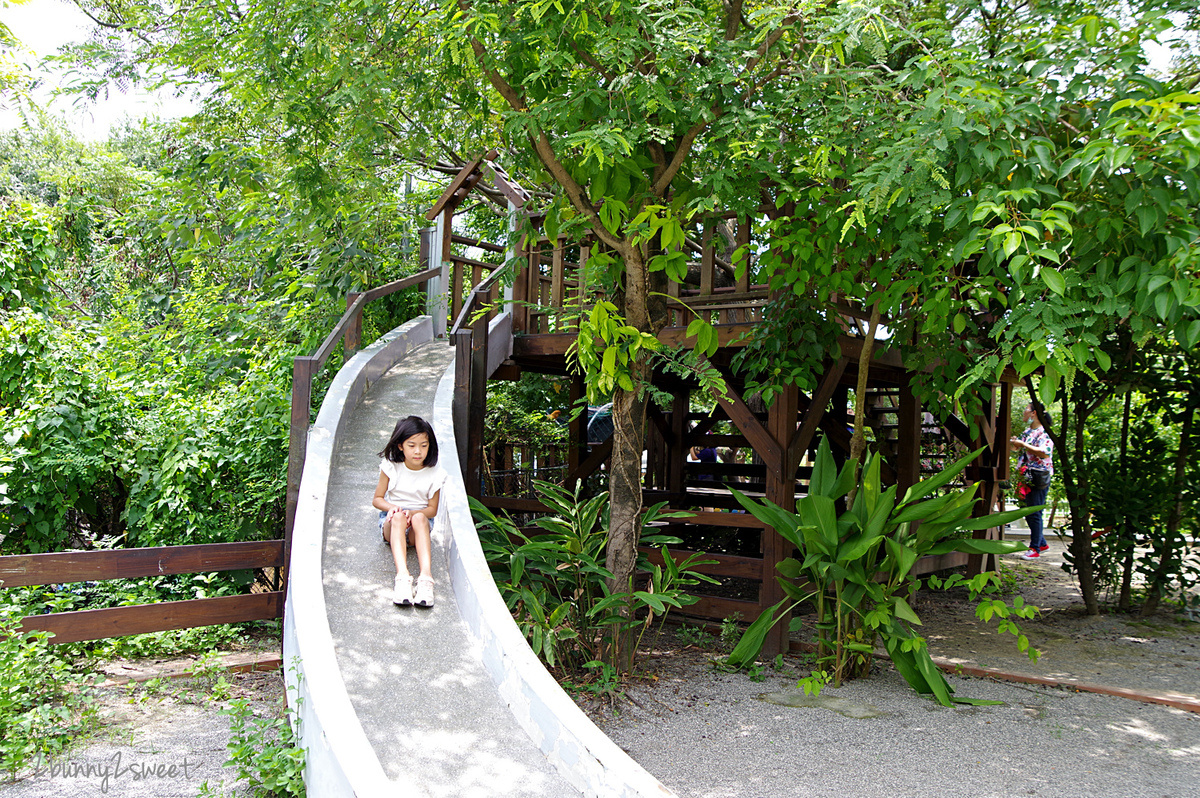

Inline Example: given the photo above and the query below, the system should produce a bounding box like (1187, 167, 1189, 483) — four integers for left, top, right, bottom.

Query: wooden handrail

(451, 233, 505, 254)
(286, 260, 442, 584)
(450, 259, 513, 336)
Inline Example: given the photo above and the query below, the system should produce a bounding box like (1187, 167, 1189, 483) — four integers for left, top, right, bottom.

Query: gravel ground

(0, 670, 285, 798)
(585, 539, 1200, 798)
(594, 648, 1200, 798)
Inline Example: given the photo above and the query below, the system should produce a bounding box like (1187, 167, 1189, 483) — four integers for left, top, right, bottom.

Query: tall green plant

(472, 480, 716, 674)
(726, 439, 1038, 706)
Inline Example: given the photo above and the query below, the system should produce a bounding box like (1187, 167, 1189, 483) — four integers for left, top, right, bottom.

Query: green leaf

(724, 599, 790, 669)
(893, 596, 922, 625)
(1040, 267, 1065, 295)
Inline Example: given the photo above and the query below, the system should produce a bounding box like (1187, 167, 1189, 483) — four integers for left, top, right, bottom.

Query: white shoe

(393, 574, 413, 605)
(413, 576, 435, 607)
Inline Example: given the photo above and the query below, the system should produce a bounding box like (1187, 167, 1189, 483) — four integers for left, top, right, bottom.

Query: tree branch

(651, 118, 710, 196)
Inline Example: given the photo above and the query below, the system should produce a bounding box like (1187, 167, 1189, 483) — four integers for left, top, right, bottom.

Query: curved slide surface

(284, 318, 674, 798)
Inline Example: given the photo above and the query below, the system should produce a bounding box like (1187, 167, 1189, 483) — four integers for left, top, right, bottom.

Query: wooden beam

(425, 152, 489, 221)
(658, 323, 756, 349)
(638, 547, 764, 580)
(896, 381, 922, 495)
(0, 542, 284, 588)
(22, 592, 283, 645)
(656, 510, 768, 529)
(572, 439, 613, 483)
(646, 402, 674, 445)
(679, 595, 761, 623)
(788, 358, 849, 466)
(668, 391, 689, 496)
(942, 414, 973, 447)
(479, 496, 551, 513)
(710, 387, 781, 473)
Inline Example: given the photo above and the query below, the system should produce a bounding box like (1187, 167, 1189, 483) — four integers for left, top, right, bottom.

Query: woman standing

(1009, 404, 1054, 559)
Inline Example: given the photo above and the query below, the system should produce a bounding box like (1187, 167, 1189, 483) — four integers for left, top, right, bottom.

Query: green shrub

(0, 608, 97, 775)
(222, 696, 305, 798)
(472, 480, 717, 675)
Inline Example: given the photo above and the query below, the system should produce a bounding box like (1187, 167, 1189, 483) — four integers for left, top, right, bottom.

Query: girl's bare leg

(386, 514, 411, 575)
(409, 512, 433, 580)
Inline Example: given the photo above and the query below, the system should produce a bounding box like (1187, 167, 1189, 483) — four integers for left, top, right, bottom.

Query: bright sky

(0, 0, 198, 140)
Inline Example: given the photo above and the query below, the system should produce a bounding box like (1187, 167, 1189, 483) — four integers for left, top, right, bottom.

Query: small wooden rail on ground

(97, 650, 284, 687)
(929, 656, 1200, 715)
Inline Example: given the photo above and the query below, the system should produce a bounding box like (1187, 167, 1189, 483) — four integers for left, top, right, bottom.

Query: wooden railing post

(285, 355, 315, 597)
(344, 292, 363, 358)
(453, 327, 471, 473)
(465, 298, 489, 498)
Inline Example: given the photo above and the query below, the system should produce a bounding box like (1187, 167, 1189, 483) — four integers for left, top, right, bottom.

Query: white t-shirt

(379, 460, 447, 511)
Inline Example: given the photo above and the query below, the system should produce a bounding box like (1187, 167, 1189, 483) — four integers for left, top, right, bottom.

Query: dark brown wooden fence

(3, 542, 284, 644)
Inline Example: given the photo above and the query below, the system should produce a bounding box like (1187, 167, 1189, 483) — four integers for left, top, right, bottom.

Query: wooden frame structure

(439, 154, 1018, 657)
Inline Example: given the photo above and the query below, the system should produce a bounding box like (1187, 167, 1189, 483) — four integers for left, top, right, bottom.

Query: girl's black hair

(378, 415, 439, 467)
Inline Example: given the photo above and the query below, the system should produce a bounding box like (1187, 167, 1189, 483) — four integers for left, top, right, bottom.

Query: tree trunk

(1058, 382, 1100, 615)
(845, 301, 880, 507)
(1118, 389, 1134, 612)
(605, 366, 650, 599)
(1140, 404, 1193, 617)
(603, 245, 654, 670)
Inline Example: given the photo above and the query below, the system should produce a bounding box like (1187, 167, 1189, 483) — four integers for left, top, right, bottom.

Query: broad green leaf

(1040, 267, 1065, 295)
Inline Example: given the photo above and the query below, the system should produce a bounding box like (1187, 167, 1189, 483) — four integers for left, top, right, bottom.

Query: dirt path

(915, 539, 1200, 700)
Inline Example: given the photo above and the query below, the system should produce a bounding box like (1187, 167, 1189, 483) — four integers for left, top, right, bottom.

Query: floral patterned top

(1016, 425, 1053, 474)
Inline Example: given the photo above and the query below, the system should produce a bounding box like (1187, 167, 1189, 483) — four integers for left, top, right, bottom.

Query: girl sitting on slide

(373, 415, 446, 607)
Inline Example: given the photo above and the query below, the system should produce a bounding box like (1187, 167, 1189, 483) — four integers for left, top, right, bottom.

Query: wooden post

(762, 383, 800, 657)
(701, 221, 714, 296)
(343, 292, 362, 360)
(453, 329, 471, 471)
(513, 237, 530, 334)
(568, 373, 586, 485)
(465, 304, 489, 498)
(551, 238, 565, 330)
(668, 389, 689, 498)
(284, 356, 316, 602)
(445, 209, 461, 326)
(735, 215, 751, 293)
(575, 244, 589, 332)
(896, 380, 922, 495)
(968, 382, 1003, 575)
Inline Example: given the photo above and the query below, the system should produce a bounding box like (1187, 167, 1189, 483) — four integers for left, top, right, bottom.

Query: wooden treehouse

(427, 153, 1016, 657)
